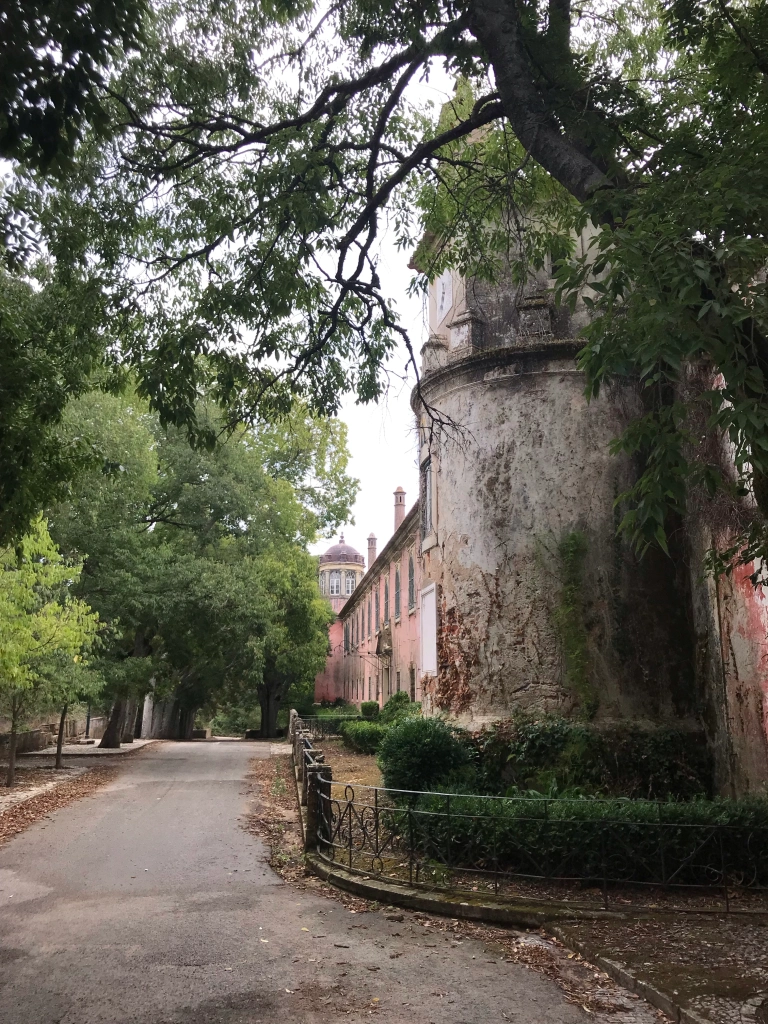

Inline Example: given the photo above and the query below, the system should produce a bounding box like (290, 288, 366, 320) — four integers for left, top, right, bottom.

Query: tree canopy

(6, 0, 768, 564)
(48, 391, 350, 737)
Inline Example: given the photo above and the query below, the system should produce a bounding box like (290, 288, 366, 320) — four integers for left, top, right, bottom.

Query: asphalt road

(0, 741, 620, 1024)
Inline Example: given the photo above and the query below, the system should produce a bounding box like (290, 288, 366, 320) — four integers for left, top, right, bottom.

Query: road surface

(0, 740, 632, 1023)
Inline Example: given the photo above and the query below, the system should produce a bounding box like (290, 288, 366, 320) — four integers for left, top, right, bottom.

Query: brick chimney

(367, 533, 377, 568)
(394, 486, 406, 531)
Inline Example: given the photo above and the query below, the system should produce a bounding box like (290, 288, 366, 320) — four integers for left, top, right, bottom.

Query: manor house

(315, 256, 768, 798)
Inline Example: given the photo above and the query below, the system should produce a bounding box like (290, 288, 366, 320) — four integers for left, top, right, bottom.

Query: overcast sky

(310, 68, 455, 564)
(309, 234, 425, 562)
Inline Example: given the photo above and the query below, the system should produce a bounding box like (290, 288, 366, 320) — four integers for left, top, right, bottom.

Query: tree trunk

(5, 697, 19, 787)
(99, 699, 126, 749)
(178, 707, 195, 740)
(467, 0, 609, 202)
(133, 701, 144, 739)
(259, 688, 279, 738)
(55, 703, 68, 769)
(121, 699, 136, 743)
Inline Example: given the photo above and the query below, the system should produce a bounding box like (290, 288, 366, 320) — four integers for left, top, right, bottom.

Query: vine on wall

(553, 531, 599, 718)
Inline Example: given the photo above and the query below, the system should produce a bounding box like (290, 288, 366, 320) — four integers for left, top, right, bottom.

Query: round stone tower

(412, 265, 697, 729)
(319, 534, 365, 614)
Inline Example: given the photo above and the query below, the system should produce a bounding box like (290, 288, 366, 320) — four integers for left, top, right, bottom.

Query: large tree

(10, 0, 768, 562)
(48, 390, 354, 740)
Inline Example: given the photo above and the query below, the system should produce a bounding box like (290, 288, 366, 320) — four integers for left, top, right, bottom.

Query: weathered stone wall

(0, 713, 107, 754)
(414, 264, 698, 731)
(416, 342, 696, 728)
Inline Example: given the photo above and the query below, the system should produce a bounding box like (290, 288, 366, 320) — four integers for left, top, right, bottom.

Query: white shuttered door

(420, 584, 437, 675)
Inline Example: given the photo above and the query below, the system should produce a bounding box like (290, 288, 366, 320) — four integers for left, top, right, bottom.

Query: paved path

(0, 741, 610, 1023)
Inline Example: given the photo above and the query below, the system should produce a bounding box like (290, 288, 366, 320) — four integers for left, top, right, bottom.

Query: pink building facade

(315, 490, 424, 708)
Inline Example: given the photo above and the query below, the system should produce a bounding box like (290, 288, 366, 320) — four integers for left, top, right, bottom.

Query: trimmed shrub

(339, 720, 387, 754)
(377, 717, 474, 792)
(404, 791, 768, 887)
(472, 717, 713, 800)
(360, 701, 380, 720)
(380, 691, 421, 724)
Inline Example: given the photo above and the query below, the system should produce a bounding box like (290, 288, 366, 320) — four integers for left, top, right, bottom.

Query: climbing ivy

(553, 531, 599, 718)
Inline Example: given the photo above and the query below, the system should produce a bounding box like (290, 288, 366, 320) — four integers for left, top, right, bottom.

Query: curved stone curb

(548, 926, 710, 1024)
(305, 852, 630, 928)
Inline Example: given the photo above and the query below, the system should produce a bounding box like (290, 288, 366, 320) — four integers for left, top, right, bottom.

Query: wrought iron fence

(291, 713, 768, 912)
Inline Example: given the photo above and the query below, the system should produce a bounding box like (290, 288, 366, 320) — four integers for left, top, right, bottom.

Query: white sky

(310, 233, 425, 561)
(310, 66, 455, 562)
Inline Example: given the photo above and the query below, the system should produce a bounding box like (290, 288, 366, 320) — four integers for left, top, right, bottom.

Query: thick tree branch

(467, 0, 608, 201)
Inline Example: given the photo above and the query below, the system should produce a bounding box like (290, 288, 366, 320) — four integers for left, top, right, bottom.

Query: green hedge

(360, 701, 380, 720)
(472, 717, 713, 800)
(389, 792, 768, 887)
(339, 720, 388, 754)
(378, 717, 474, 792)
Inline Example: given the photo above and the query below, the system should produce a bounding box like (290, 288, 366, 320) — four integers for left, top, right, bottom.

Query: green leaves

(0, 517, 100, 726)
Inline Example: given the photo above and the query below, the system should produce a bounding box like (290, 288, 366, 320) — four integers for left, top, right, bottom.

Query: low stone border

(18, 738, 159, 758)
(548, 925, 710, 1024)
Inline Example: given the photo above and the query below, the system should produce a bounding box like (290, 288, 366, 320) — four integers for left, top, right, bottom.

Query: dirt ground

(314, 737, 383, 792)
(246, 753, 671, 1023)
(558, 914, 768, 1023)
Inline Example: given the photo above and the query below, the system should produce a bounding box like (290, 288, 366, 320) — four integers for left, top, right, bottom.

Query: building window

(394, 568, 401, 619)
(330, 569, 341, 596)
(345, 572, 356, 596)
(319, 572, 326, 595)
(384, 578, 389, 623)
(344, 622, 349, 654)
(408, 555, 415, 609)
(396, 670, 401, 692)
(374, 586, 380, 631)
(367, 599, 372, 638)
(409, 665, 416, 700)
(421, 457, 433, 538)
(421, 583, 437, 674)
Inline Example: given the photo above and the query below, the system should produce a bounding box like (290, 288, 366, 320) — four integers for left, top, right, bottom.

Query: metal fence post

(317, 765, 333, 851)
(305, 764, 321, 852)
(301, 749, 311, 806)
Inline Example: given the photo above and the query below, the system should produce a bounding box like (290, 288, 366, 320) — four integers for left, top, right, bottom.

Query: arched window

(408, 555, 415, 609)
(345, 571, 356, 595)
(319, 572, 326, 595)
(384, 578, 389, 623)
(374, 586, 380, 630)
(394, 568, 401, 619)
(330, 569, 341, 596)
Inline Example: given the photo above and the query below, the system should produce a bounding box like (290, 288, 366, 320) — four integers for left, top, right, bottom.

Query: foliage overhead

(7, 0, 768, 566)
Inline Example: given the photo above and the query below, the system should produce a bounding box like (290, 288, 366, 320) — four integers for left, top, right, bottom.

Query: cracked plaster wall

(415, 267, 697, 730)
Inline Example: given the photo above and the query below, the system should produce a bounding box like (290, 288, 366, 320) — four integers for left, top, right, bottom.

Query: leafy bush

(360, 701, 380, 720)
(404, 791, 768, 887)
(472, 717, 712, 800)
(339, 720, 387, 754)
(378, 717, 474, 792)
(380, 691, 421, 724)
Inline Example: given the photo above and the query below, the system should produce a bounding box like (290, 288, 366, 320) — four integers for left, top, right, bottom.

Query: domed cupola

(318, 534, 365, 611)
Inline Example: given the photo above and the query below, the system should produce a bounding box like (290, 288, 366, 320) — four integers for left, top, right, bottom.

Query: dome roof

(319, 533, 365, 566)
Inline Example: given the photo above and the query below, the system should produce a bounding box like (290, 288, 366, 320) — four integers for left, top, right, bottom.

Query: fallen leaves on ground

(0, 764, 119, 847)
